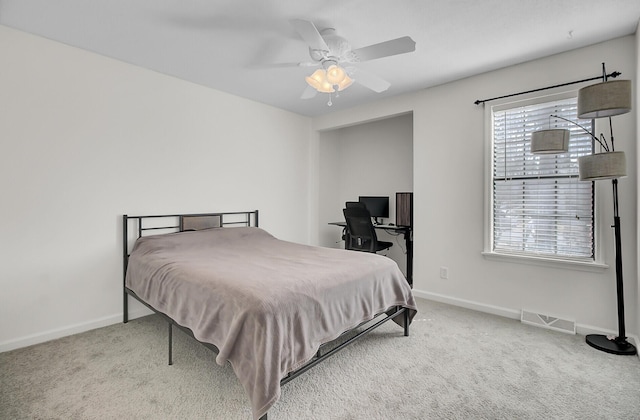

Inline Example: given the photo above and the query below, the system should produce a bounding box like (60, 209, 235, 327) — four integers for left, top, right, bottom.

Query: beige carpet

(1, 298, 639, 419)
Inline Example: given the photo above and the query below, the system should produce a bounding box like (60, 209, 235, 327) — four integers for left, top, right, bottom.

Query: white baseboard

(412, 289, 521, 320)
(0, 307, 152, 353)
(412, 288, 640, 359)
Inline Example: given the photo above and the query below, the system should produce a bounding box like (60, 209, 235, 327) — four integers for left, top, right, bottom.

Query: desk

(328, 222, 413, 286)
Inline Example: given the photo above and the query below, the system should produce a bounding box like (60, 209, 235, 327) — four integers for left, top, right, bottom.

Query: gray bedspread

(125, 227, 417, 419)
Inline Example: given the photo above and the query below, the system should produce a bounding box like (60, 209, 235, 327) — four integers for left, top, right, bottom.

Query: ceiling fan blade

(352, 36, 416, 62)
(350, 68, 391, 93)
(249, 61, 319, 69)
(290, 19, 329, 51)
(301, 85, 318, 99)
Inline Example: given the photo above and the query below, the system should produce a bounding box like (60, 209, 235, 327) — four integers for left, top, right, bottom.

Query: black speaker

(396, 192, 413, 227)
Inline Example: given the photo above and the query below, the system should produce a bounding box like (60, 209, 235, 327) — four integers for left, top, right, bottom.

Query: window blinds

(492, 97, 594, 259)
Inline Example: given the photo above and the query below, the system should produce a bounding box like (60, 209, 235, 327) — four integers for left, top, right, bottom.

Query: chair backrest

(345, 201, 367, 209)
(343, 206, 378, 252)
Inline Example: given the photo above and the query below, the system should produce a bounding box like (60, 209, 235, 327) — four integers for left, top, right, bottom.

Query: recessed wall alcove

(317, 112, 413, 275)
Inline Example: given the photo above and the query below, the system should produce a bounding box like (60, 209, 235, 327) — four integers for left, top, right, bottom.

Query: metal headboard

(122, 210, 259, 322)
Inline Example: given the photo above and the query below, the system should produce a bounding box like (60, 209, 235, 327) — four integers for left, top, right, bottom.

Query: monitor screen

(358, 196, 389, 218)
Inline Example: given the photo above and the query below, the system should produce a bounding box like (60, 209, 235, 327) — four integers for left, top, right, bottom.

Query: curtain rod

(474, 71, 621, 105)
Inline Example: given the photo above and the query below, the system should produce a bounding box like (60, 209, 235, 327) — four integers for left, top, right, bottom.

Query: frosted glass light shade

(530, 129, 570, 154)
(578, 80, 631, 119)
(336, 75, 354, 91)
(305, 69, 335, 93)
(326, 64, 346, 85)
(578, 151, 626, 181)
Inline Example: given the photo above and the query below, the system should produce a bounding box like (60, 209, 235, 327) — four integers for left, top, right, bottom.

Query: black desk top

(328, 221, 410, 231)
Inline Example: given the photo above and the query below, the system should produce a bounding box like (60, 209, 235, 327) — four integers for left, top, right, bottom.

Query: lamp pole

(585, 178, 636, 355)
(528, 63, 635, 355)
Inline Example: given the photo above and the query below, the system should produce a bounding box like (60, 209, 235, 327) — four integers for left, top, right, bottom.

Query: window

(489, 94, 594, 261)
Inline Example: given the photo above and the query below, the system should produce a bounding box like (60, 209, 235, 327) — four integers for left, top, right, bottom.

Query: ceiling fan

(284, 19, 416, 103)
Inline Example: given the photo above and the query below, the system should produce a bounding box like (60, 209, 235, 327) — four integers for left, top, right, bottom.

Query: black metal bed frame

(122, 210, 410, 420)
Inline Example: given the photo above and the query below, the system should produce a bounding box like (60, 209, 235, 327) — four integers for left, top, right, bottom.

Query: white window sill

(482, 251, 608, 272)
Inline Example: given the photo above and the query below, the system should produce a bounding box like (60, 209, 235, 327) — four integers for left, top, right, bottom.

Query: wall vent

(521, 309, 576, 334)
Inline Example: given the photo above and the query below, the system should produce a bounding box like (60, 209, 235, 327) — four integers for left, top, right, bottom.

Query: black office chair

(343, 206, 393, 253)
(341, 201, 368, 241)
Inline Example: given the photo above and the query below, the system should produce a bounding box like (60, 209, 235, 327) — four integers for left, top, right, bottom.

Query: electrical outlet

(440, 266, 449, 279)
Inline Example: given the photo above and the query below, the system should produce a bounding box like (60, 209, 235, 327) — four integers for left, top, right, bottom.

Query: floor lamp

(530, 63, 636, 356)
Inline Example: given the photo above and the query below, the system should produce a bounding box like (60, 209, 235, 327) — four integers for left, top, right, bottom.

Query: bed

(122, 210, 417, 420)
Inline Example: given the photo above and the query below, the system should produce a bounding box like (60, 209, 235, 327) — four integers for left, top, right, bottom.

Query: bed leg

(403, 307, 410, 337)
(168, 322, 173, 366)
(123, 292, 129, 323)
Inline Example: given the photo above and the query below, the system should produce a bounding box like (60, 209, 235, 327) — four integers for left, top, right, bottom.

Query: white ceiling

(1, 0, 639, 117)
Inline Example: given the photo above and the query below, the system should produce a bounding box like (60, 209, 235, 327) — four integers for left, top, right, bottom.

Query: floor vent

(521, 309, 576, 334)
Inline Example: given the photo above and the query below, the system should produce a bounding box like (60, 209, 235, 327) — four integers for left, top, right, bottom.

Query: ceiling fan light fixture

(305, 69, 335, 93)
(305, 60, 350, 94)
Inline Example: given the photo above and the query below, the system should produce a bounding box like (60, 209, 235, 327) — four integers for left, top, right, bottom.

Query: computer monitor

(358, 196, 389, 223)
